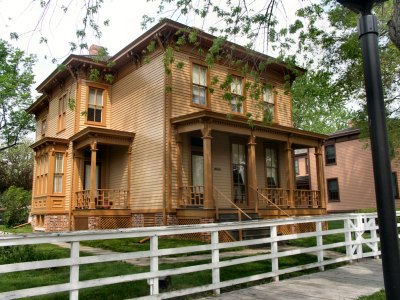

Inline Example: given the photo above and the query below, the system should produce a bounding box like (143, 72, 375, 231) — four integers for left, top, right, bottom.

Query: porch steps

(217, 212, 270, 242)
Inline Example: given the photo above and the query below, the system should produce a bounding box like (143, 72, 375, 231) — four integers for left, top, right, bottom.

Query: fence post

(316, 221, 324, 271)
(211, 231, 220, 295)
(271, 225, 279, 282)
(69, 241, 80, 300)
(149, 235, 159, 295)
(344, 218, 353, 262)
(356, 215, 364, 259)
(370, 216, 380, 259)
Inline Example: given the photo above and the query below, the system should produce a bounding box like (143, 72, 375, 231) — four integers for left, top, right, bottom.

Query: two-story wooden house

(28, 19, 327, 233)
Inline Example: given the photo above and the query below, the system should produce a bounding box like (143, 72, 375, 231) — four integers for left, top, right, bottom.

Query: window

(53, 153, 64, 193)
(305, 157, 309, 175)
(295, 159, 299, 175)
(263, 86, 274, 122)
(265, 145, 278, 187)
(58, 95, 66, 131)
(325, 144, 336, 165)
(87, 87, 104, 123)
(35, 155, 48, 195)
(232, 142, 247, 204)
(231, 75, 244, 113)
(192, 64, 207, 106)
(41, 119, 47, 137)
(327, 178, 340, 202)
(392, 172, 399, 199)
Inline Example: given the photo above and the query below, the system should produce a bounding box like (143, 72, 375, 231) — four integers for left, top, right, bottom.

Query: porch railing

(257, 188, 290, 208)
(294, 189, 320, 208)
(180, 186, 204, 207)
(257, 188, 321, 209)
(75, 189, 129, 209)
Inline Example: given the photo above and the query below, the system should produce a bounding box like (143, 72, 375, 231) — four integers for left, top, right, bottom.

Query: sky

(0, 0, 305, 98)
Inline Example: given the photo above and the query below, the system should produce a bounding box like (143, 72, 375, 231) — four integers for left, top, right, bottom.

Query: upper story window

(53, 153, 64, 193)
(325, 144, 336, 165)
(58, 94, 66, 132)
(87, 87, 104, 124)
(192, 64, 207, 106)
(263, 86, 274, 122)
(41, 118, 47, 137)
(231, 75, 244, 113)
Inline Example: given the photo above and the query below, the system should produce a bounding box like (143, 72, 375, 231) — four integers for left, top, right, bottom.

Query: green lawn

(0, 224, 33, 234)
(357, 290, 385, 300)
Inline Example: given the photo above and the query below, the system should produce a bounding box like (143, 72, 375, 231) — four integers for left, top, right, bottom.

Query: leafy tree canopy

(0, 40, 36, 152)
(0, 186, 31, 227)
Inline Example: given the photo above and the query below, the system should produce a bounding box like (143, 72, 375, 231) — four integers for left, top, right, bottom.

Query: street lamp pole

(337, 1, 400, 299)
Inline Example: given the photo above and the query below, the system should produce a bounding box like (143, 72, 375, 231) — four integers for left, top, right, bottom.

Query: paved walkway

(201, 259, 384, 300)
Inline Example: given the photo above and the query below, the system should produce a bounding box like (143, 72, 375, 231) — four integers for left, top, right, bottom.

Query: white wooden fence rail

(0, 213, 399, 300)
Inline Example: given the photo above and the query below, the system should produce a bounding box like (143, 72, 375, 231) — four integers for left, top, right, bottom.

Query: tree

(0, 186, 31, 227)
(0, 140, 34, 193)
(0, 40, 36, 152)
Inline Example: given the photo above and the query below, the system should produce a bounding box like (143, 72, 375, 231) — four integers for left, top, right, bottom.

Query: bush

(0, 186, 31, 227)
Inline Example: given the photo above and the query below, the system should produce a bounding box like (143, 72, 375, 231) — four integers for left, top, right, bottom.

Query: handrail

(214, 187, 252, 220)
(250, 186, 291, 218)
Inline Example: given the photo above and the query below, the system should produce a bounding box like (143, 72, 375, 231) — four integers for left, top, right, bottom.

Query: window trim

(230, 138, 248, 205)
(41, 118, 47, 137)
(58, 94, 67, 132)
(327, 177, 340, 202)
(53, 152, 65, 194)
(262, 84, 276, 123)
(85, 83, 108, 126)
(230, 75, 246, 114)
(190, 62, 209, 109)
(325, 144, 336, 165)
(264, 143, 279, 188)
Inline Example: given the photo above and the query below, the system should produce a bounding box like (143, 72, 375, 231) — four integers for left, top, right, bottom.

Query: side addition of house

(28, 19, 328, 233)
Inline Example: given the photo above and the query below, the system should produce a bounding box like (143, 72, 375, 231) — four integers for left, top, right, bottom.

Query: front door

(232, 142, 247, 205)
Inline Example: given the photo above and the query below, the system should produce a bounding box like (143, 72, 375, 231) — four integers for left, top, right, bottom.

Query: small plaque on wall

(214, 167, 221, 171)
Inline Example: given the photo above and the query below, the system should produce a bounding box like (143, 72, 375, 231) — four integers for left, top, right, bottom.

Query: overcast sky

(0, 0, 305, 97)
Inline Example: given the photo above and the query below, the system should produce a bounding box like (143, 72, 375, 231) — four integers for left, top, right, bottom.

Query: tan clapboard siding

(58, 82, 77, 139)
(108, 146, 128, 190)
(64, 142, 73, 211)
(276, 90, 292, 127)
(171, 51, 293, 127)
(212, 132, 232, 207)
(110, 54, 164, 210)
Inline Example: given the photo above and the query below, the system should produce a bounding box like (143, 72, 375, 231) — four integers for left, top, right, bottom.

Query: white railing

(1, 212, 398, 300)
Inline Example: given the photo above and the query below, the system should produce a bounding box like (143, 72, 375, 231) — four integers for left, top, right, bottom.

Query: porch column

(286, 141, 295, 207)
(89, 141, 97, 209)
(202, 122, 214, 209)
(315, 143, 326, 209)
(175, 133, 183, 208)
(247, 133, 258, 211)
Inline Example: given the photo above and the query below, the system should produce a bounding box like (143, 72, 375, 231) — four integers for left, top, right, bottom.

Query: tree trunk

(388, 0, 400, 50)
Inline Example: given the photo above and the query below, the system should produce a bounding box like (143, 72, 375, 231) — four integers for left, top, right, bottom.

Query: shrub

(0, 186, 31, 227)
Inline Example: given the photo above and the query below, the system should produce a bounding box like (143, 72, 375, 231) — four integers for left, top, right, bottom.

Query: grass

(357, 290, 385, 299)
(0, 224, 33, 234)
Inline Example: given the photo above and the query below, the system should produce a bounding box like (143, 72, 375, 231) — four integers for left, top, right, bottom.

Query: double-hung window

(58, 95, 66, 131)
(53, 153, 64, 193)
(192, 64, 207, 106)
(41, 119, 47, 137)
(327, 178, 340, 202)
(231, 75, 244, 113)
(87, 87, 104, 123)
(263, 86, 274, 122)
(325, 144, 336, 165)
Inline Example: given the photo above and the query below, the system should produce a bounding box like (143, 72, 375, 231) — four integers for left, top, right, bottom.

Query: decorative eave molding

(30, 137, 69, 151)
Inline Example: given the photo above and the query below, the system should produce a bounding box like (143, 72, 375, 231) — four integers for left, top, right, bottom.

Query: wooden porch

(75, 189, 129, 209)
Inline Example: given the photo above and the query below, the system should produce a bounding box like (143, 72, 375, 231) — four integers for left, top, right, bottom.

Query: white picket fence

(0, 213, 398, 300)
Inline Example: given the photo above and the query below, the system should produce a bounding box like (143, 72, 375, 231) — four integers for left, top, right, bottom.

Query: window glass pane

(96, 90, 103, 106)
(89, 88, 96, 104)
(88, 108, 95, 121)
(53, 175, 62, 193)
(232, 144, 238, 164)
(199, 67, 207, 86)
(192, 85, 199, 104)
(392, 172, 398, 198)
(95, 109, 102, 122)
(325, 145, 336, 164)
(199, 86, 206, 105)
(192, 64, 200, 84)
(192, 154, 204, 186)
(264, 87, 273, 104)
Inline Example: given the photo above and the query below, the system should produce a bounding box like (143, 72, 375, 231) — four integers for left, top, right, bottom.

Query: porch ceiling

(171, 111, 327, 147)
(71, 126, 135, 150)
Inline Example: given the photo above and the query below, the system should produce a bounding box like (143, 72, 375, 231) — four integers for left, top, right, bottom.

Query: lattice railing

(180, 186, 204, 207)
(75, 189, 129, 209)
(257, 188, 290, 208)
(294, 189, 320, 208)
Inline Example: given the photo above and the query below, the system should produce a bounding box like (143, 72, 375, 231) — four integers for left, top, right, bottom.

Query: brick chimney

(89, 44, 102, 55)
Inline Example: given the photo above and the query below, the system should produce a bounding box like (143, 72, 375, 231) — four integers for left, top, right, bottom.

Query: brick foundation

(200, 217, 215, 242)
(88, 216, 99, 230)
(44, 215, 69, 232)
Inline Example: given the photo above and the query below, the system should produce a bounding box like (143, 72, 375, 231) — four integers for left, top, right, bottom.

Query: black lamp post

(337, 1, 400, 299)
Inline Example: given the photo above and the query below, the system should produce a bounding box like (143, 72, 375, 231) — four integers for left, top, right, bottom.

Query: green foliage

(163, 46, 175, 74)
(89, 68, 101, 81)
(0, 140, 33, 192)
(0, 186, 31, 227)
(0, 40, 36, 152)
